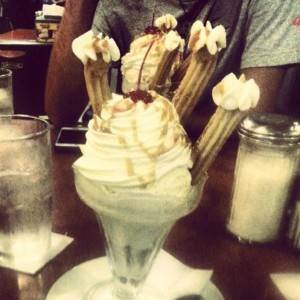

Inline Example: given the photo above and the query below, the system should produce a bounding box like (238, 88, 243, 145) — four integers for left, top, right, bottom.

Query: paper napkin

(147, 250, 213, 299)
(287, 201, 300, 249)
(0, 233, 73, 274)
(271, 273, 300, 300)
(42, 4, 65, 17)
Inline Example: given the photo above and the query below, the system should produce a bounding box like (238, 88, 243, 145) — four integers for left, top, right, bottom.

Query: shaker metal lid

(239, 113, 300, 143)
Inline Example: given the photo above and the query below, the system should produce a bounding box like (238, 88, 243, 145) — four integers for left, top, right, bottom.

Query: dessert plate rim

(46, 254, 224, 300)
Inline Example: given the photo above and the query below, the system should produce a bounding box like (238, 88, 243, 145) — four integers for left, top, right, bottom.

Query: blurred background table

(0, 29, 41, 45)
(0, 130, 300, 300)
(0, 29, 52, 116)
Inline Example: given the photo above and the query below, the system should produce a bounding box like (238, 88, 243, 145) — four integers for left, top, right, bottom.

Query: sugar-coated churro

(191, 107, 246, 184)
(150, 48, 179, 95)
(172, 21, 226, 125)
(150, 30, 184, 95)
(72, 30, 120, 123)
(173, 48, 217, 124)
(170, 53, 191, 91)
(84, 55, 111, 117)
(191, 73, 260, 184)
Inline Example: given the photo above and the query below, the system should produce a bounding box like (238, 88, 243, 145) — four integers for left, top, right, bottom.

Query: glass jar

(227, 113, 300, 243)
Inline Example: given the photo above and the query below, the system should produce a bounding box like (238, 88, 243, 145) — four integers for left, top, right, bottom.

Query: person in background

(45, 0, 300, 136)
(45, 0, 98, 127)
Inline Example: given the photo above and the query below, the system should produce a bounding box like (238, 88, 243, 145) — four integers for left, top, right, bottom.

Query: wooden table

(0, 131, 299, 300)
(0, 29, 51, 46)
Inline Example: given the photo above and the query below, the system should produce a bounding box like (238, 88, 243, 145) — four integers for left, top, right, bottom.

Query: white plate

(46, 254, 223, 300)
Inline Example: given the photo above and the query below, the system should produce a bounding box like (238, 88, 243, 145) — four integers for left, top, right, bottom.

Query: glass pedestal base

(46, 253, 224, 300)
(84, 280, 162, 300)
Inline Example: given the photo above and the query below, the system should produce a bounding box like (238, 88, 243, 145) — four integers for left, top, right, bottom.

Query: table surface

(0, 29, 52, 46)
(0, 129, 300, 300)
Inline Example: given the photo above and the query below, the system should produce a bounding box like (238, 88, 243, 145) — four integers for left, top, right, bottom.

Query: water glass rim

(0, 67, 12, 78)
(0, 114, 50, 143)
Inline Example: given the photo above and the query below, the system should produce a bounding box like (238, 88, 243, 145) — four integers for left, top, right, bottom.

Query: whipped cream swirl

(155, 14, 178, 32)
(212, 73, 260, 111)
(188, 21, 226, 55)
(73, 92, 192, 187)
(72, 30, 120, 64)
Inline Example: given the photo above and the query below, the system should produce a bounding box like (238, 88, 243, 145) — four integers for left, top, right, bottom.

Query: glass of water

(0, 115, 52, 267)
(0, 68, 13, 115)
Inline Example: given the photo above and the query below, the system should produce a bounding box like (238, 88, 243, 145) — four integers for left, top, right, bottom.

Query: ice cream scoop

(73, 91, 192, 191)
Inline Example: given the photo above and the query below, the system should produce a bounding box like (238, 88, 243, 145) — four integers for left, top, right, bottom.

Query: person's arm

(45, 0, 99, 128)
(242, 66, 288, 113)
(240, 0, 299, 114)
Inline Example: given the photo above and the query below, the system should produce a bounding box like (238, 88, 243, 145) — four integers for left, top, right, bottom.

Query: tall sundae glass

(73, 91, 208, 299)
(74, 168, 207, 300)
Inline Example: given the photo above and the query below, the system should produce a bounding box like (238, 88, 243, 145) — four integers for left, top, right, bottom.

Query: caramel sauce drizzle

(114, 93, 186, 185)
(116, 16, 185, 184)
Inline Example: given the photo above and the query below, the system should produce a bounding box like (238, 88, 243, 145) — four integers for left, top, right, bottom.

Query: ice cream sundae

(71, 13, 259, 299)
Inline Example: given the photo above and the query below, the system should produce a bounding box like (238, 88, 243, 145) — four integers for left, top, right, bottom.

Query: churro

(173, 48, 217, 124)
(84, 55, 111, 117)
(150, 30, 183, 95)
(72, 30, 120, 121)
(191, 73, 260, 184)
(172, 21, 226, 125)
(170, 53, 192, 91)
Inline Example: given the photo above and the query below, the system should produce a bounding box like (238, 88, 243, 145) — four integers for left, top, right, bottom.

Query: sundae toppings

(191, 73, 260, 183)
(72, 31, 120, 121)
(143, 26, 161, 35)
(124, 90, 154, 104)
(172, 20, 227, 125)
(188, 21, 226, 55)
(72, 13, 260, 187)
(154, 13, 178, 33)
(121, 14, 184, 94)
(74, 91, 192, 191)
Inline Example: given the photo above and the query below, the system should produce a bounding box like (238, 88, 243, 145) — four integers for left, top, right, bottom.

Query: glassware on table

(227, 113, 300, 243)
(0, 68, 13, 115)
(0, 115, 52, 266)
(73, 169, 207, 300)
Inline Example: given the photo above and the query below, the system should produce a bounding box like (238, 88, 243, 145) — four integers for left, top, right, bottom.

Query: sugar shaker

(227, 113, 300, 243)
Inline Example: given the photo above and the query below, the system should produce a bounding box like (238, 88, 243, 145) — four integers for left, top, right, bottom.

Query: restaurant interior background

(0, 0, 65, 116)
(0, 0, 298, 120)
(0, 2, 299, 300)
